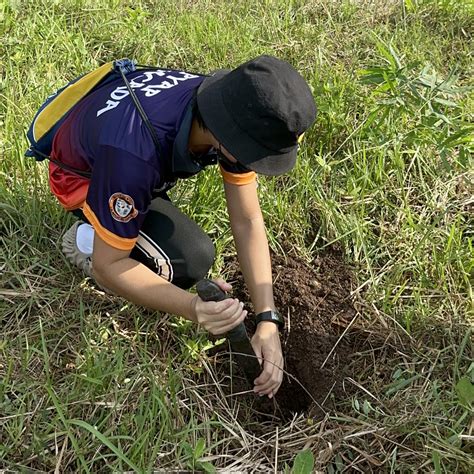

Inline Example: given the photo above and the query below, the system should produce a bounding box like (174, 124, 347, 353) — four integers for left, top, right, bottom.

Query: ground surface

(225, 252, 358, 419)
(1, 0, 472, 472)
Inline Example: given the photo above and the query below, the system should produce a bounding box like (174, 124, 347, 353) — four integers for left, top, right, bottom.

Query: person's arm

(84, 148, 246, 335)
(92, 236, 247, 335)
(224, 179, 284, 398)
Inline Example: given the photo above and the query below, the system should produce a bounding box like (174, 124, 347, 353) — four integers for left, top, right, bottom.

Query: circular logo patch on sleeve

(109, 193, 139, 222)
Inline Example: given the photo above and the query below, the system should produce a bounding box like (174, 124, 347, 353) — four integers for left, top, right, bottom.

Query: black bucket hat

(197, 55, 317, 176)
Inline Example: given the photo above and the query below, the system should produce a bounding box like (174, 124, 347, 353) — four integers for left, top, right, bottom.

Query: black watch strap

(255, 310, 284, 330)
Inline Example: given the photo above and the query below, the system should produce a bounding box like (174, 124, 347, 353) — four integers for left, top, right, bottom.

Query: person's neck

(188, 118, 214, 155)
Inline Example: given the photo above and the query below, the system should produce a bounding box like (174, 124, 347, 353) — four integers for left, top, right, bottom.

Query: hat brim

(197, 71, 297, 176)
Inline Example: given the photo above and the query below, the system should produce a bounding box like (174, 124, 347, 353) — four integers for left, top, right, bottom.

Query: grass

(1, 0, 473, 471)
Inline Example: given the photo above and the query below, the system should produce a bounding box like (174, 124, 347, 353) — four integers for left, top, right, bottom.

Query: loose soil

(219, 250, 360, 420)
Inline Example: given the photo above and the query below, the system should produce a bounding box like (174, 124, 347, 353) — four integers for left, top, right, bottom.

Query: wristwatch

(255, 310, 285, 331)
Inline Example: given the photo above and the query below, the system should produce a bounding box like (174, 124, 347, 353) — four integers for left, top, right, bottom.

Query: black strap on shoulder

(118, 67, 162, 156)
(33, 64, 163, 178)
(32, 147, 92, 178)
(37, 63, 209, 179)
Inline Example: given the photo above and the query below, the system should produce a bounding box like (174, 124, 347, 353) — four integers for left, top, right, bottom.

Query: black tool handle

(196, 279, 262, 384)
(196, 279, 248, 342)
(196, 279, 228, 302)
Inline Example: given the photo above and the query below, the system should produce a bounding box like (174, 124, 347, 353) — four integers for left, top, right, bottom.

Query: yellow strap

(33, 61, 115, 141)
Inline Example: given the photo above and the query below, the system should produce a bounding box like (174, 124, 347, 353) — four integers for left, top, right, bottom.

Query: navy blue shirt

(51, 68, 255, 250)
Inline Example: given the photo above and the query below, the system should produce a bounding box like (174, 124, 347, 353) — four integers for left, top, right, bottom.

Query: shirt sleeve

(82, 145, 159, 250)
(219, 159, 256, 186)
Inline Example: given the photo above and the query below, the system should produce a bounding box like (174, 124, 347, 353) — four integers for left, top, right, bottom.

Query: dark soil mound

(221, 251, 358, 420)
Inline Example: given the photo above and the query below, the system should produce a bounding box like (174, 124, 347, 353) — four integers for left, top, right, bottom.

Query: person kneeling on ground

(50, 55, 317, 398)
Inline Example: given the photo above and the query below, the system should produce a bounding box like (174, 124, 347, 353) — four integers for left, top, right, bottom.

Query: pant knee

(174, 233, 215, 289)
(190, 233, 216, 281)
(129, 198, 216, 290)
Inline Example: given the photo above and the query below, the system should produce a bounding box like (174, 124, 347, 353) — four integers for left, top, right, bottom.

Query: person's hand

(251, 322, 284, 398)
(192, 279, 248, 335)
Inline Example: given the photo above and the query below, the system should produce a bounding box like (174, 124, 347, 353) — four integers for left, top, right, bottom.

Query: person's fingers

(212, 298, 240, 315)
(210, 298, 234, 314)
(257, 376, 280, 396)
(213, 278, 232, 292)
(223, 304, 247, 328)
(251, 340, 264, 367)
(254, 359, 273, 390)
(220, 300, 244, 319)
(211, 309, 247, 335)
(275, 363, 284, 388)
(268, 360, 284, 398)
(255, 357, 284, 396)
(210, 302, 244, 328)
(197, 299, 237, 323)
(197, 298, 248, 336)
(202, 300, 245, 333)
(207, 301, 243, 330)
(254, 351, 276, 385)
(195, 297, 231, 318)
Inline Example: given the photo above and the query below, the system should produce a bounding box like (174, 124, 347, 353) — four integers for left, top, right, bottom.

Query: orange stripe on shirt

(82, 202, 137, 251)
(219, 165, 256, 186)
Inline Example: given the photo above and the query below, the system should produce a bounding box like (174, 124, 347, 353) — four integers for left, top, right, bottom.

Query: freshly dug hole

(222, 251, 357, 420)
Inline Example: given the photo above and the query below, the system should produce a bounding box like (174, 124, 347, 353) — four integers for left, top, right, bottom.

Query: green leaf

(181, 441, 193, 456)
(199, 461, 216, 473)
(432, 97, 459, 108)
(386, 374, 421, 396)
(68, 419, 140, 472)
(375, 37, 397, 71)
(194, 437, 206, 459)
(292, 449, 314, 474)
(432, 450, 442, 474)
(388, 44, 402, 69)
(455, 377, 474, 405)
(441, 126, 474, 148)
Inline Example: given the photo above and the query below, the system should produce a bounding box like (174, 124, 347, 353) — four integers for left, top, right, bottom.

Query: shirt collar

(172, 98, 215, 175)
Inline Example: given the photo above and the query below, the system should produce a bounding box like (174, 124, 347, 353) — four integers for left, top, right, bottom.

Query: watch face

(270, 312, 281, 322)
(257, 310, 284, 329)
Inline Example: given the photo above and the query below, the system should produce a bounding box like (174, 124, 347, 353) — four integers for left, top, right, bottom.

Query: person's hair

(192, 100, 208, 131)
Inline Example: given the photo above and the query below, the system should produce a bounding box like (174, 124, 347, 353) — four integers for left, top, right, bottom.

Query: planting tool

(196, 279, 262, 385)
